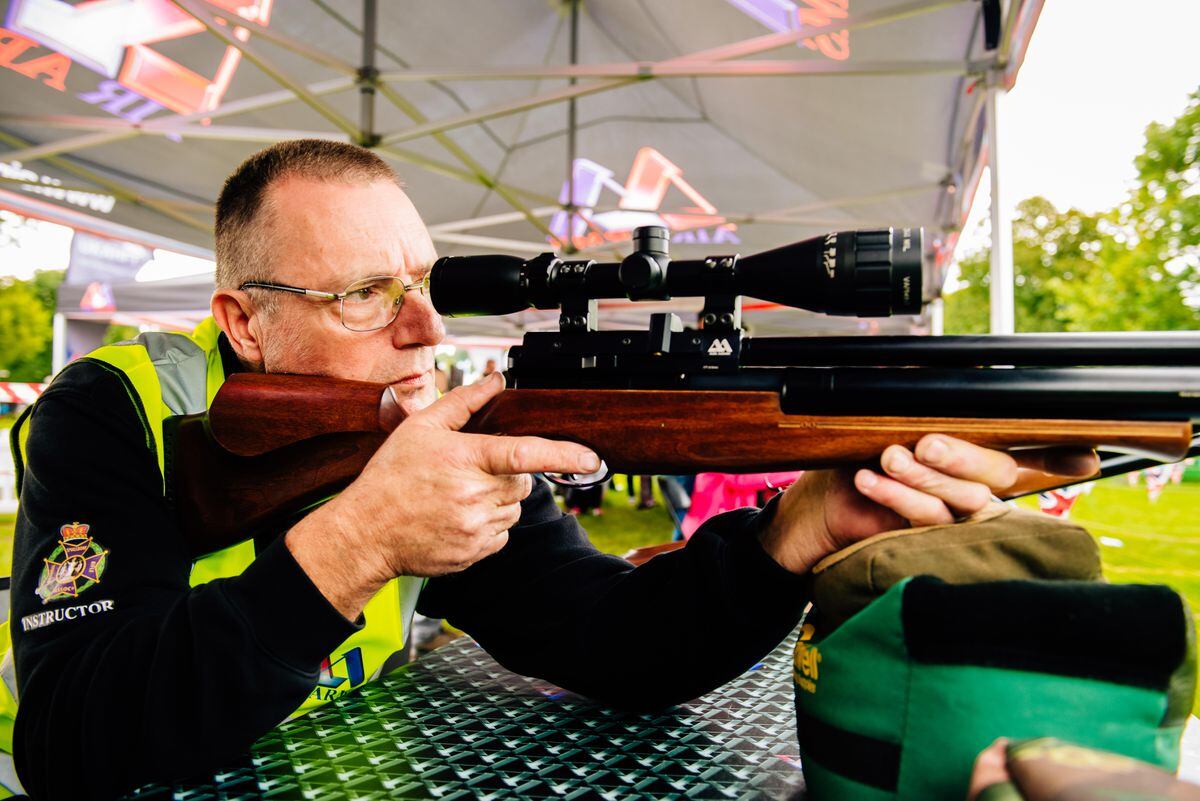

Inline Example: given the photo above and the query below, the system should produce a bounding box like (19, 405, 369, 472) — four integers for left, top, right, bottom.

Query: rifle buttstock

(208, 373, 400, 457)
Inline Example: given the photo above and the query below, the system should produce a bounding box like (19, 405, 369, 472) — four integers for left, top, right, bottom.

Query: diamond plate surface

(127, 630, 807, 800)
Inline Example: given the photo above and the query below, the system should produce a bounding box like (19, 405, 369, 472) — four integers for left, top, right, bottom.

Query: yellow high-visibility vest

(0, 319, 420, 795)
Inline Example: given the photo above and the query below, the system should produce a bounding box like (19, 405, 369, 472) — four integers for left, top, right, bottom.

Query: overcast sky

(2, 0, 1199, 280)
(957, 0, 1200, 253)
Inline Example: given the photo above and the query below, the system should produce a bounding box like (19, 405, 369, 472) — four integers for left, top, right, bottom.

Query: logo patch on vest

(36, 522, 109, 605)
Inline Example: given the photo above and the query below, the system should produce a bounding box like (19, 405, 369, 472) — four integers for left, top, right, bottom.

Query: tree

(1131, 87, 1200, 272)
(945, 197, 1114, 333)
(0, 270, 65, 382)
(0, 276, 53, 382)
(944, 86, 1200, 333)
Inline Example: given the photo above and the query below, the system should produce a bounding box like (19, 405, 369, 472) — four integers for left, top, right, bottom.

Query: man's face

(253, 175, 445, 409)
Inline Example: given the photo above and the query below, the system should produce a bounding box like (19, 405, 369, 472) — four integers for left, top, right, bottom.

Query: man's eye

(346, 283, 384, 303)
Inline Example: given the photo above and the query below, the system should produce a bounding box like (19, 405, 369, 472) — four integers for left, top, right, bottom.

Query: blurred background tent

(0, 0, 1040, 362)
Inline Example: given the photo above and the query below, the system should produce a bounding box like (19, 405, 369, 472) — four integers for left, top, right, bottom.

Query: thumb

(407, 371, 505, 431)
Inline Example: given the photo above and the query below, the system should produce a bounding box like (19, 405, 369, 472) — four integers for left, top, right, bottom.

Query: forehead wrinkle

(265, 177, 435, 289)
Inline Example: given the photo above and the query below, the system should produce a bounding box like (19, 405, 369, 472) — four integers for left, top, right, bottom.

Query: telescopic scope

(430, 226, 924, 319)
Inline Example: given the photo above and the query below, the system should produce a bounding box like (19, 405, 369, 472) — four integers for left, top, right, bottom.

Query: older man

(3, 140, 1096, 798)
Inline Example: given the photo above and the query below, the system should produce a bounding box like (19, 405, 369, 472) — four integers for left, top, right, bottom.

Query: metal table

(127, 630, 808, 800)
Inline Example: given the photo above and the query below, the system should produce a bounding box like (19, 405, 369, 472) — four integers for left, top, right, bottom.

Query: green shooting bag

(793, 506, 1196, 801)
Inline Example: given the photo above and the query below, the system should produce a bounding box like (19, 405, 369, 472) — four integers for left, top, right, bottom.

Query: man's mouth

(392, 369, 431, 387)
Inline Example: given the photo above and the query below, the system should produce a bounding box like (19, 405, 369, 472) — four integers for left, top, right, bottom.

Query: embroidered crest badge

(36, 522, 109, 605)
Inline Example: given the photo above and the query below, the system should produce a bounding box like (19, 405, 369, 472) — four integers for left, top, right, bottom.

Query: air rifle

(169, 226, 1200, 558)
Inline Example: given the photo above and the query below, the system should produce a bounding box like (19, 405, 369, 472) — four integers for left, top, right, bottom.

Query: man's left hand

(758, 435, 1100, 575)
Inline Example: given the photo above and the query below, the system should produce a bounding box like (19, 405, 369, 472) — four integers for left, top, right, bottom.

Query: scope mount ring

(541, 461, 611, 489)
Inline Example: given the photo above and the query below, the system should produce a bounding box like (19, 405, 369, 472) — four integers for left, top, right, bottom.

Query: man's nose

(391, 288, 445, 347)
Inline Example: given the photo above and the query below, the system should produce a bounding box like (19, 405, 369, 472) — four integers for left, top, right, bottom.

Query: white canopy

(0, 0, 1040, 339)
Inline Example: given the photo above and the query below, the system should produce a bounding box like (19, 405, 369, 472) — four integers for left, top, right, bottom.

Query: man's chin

(388, 381, 437, 414)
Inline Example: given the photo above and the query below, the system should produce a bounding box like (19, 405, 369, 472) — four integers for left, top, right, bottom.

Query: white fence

(0, 436, 15, 515)
(0, 384, 45, 515)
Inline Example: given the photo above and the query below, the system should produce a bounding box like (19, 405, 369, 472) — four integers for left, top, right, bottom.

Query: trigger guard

(542, 461, 611, 488)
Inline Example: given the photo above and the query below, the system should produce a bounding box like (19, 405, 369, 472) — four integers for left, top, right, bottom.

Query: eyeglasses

(239, 274, 430, 332)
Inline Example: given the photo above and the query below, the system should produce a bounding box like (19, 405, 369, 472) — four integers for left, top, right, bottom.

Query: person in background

(681, 472, 804, 539)
(626, 475, 656, 510)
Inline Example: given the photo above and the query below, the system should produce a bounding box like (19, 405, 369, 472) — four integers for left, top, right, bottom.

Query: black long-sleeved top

(10, 356, 809, 799)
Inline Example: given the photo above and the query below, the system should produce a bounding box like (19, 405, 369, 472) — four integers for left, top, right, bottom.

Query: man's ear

(211, 288, 265, 366)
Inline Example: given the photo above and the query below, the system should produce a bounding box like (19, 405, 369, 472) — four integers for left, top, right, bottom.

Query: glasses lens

(341, 276, 405, 332)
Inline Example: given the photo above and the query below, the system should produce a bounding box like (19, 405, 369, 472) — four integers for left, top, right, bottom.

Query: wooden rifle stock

(170, 373, 1194, 558)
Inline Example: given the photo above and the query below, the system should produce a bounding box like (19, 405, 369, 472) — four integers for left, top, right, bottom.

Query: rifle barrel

(742, 333, 1200, 367)
(779, 367, 1200, 421)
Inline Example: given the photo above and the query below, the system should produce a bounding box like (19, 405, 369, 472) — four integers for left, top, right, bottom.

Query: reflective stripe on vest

(0, 318, 417, 752)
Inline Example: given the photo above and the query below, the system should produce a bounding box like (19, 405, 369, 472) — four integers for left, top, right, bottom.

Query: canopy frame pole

(564, 0, 580, 254)
(344, 4, 558, 236)
(1, 120, 347, 144)
(168, 0, 361, 139)
(368, 142, 555, 205)
(986, 68, 1015, 334)
(763, 182, 947, 217)
(372, 85, 556, 238)
(0, 116, 557, 209)
(374, 99, 557, 238)
(377, 0, 970, 147)
(0, 130, 141, 164)
(0, 77, 357, 165)
(425, 183, 945, 235)
(190, 0, 357, 75)
(376, 58, 989, 82)
(51, 313, 67, 376)
(372, 93, 556, 237)
(358, 0, 380, 147)
(428, 232, 556, 255)
(429, 208, 560, 233)
(0, 130, 213, 233)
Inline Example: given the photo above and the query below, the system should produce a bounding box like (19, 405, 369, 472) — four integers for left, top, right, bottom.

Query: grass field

(1016, 481, 1200, 603)
(562, 476, 679, 556)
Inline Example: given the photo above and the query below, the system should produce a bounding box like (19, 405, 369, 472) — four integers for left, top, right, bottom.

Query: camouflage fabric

(984, 738, 1200, 801)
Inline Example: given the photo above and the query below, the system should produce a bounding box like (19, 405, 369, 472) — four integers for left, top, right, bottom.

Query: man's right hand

(286, 372, 601, 620)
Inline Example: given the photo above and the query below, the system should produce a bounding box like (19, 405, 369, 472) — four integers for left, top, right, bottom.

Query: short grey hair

(214, 139, 402, 310)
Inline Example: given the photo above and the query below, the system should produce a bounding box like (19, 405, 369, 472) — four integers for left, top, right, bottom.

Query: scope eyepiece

(430, 226, 925, 318)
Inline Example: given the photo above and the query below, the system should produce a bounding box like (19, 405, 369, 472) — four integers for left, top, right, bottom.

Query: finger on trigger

(881, 445, 992, 515)
(914, 435, 1019, 491)
(476, 434, 600, 477)
(856, 469, 956, 526)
